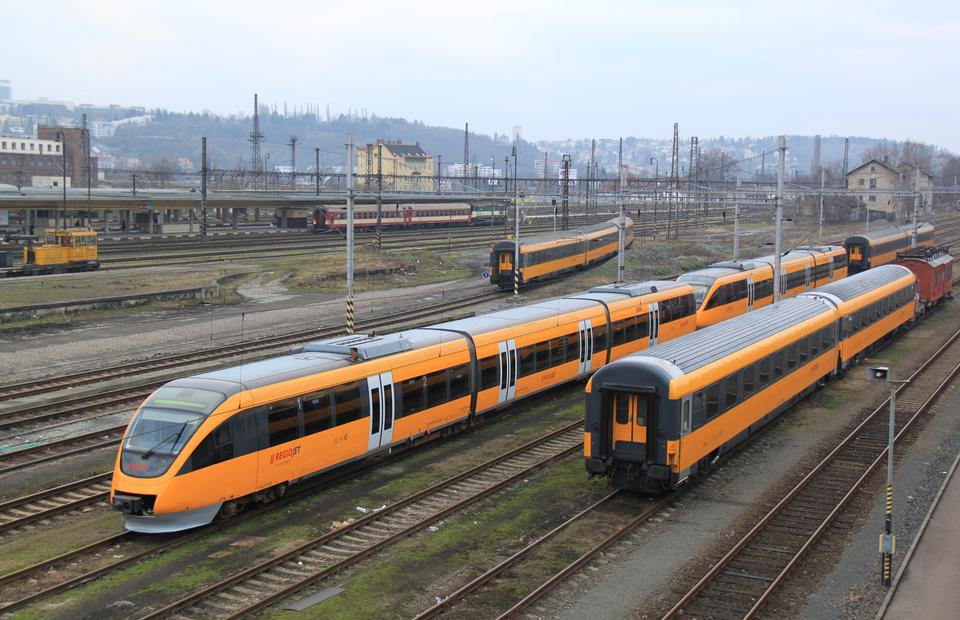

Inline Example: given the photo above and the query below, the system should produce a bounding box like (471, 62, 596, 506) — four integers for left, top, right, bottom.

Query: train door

(366, 371, 395, 451)
(498, 251, 513, 282)
(497, 339, 517, 404)
(610, 393, 649, 460)
(746, 278, 755, 311)
(648, 302, 661, 345)
(578, 319, 594, 375)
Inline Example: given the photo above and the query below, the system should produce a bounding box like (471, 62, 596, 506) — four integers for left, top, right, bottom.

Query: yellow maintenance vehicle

(2, 228, 100, 277)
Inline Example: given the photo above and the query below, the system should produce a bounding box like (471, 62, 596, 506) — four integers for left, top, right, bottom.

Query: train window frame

(448, 364, 471, 400)
(614, 393, 630, 425)
(479, 355, 499, 390)
(743, 365, 756, 397)
(401, 375, 424, 417)
(333, 380, 365, 426)
(266, 399, 301, 447)
(725, 376, 738, 409)
(706, 383, 720, 418)
(425, 370, 447, 409)
(302, 389, 333, 434)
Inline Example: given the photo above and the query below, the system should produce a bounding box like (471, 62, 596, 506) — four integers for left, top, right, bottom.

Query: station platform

(879, 447, 960, 619)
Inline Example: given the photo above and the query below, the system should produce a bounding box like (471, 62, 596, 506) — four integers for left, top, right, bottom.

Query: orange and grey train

(584, 265, 917, 492)
(844, 223, 935, 274)
(111, 278, 695, 532)
(676, 245, 849, 328)
(489, 217, 633, 289)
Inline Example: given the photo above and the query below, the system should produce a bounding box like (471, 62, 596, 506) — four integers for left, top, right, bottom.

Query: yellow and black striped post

(880, 481, 895, 586)
(346, 295, 355, 335)
(513, 265, 519, 297)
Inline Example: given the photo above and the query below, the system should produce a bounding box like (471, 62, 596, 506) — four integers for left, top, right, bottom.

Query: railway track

(662, 325, 960, 620)
(0, 472, 113, 536)
(141, 422, 585, 619)
(413, 491, 675, 619)
(0, 288, 502, 429)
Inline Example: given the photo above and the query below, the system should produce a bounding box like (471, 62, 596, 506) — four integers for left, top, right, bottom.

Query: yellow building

(845, 158, 933, 216)
(357, 140, 434, 192)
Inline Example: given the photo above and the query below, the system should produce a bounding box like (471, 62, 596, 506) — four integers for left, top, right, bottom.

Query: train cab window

(266, 400, 300, 446)
(479, 356, 499, 390)
(448, 364, 470, 400)
(593, 328, 607, 354)
(425, 370, 447, 408)
(333, 381, 364, 425)
(401, 376, 424, 416)
(773, 351, 785, 378)
(302, 390, 333, 434)
(725, 377, 738, 408)
(786, 344, 798, 370)
(614, 393, 630, 424)
(518, 345, 536, 377)
(706, 383, 720, 418)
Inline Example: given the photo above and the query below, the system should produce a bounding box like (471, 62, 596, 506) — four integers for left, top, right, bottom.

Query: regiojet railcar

(112, 279, 695, 532)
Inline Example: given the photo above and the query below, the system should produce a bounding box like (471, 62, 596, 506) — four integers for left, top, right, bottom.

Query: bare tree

(147, 158, 177, 189)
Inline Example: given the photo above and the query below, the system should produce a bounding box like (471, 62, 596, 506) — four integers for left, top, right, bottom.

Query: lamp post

(56, 131, 67, 231)
(649, 157, 659, 237)
(867, 366, 908, 587)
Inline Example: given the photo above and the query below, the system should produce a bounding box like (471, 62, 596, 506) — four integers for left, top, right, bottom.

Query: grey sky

(10, 0, 960, 150)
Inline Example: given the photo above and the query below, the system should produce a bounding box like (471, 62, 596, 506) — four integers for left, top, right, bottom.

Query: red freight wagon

(895, 245, 954, 311)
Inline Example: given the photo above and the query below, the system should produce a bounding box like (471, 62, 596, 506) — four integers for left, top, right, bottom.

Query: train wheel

(217, 500, 244, 520)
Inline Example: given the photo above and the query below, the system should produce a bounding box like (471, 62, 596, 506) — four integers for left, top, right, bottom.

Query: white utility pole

(911, 166, 921, 248)
(818, 166, 825, 241)
(774, 135, 785, 302)
(346, 133, 355, 333)
(733, 171, 741, 261)
(617, 137, 625, 283)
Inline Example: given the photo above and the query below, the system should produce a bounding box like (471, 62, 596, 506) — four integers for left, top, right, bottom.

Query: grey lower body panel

(123, 502, 221, 533)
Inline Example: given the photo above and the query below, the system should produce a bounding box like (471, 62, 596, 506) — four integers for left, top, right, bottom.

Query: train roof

(492, 218, 626, 252)
(435, 296, 601, 335)
(845, 223, 933, 244)
(588, 280, 688, 297)
(633, 296, 833, 374)
(185, 330, 462, 390)
(800, 264, 913, 302)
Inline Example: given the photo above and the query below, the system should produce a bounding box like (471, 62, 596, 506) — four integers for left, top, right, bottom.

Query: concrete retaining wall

(0, 285, 218, 323)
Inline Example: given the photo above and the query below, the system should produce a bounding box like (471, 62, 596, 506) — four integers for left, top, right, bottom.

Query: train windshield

(120, 387, 227, 478)
(677, 275, 715, 306)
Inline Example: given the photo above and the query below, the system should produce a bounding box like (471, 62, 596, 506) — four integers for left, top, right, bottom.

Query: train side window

(550, 337, 565, 366)
(634, 313, 649, 339)
(425, 370, 447, 408)
(613, 320, 626, 346)
(623, 316, 637, 342)
(774, 351, 785, 378)
(692, 392, 705, 428)
(706, 383, 720, 418)
(479, 356, 499, 390)
(401, 376, 424, 416)
(810, 333, 819, 357)
(267, 400, 300, 446)
(518, 345, 536, 377)
(333, 381, 364, 425)
(799, 338, 809, 364)
(758, 357, 770, 387)
(821, 328, 831, 350)
(636, 395, 651, 427)
(743, 365, 755, 397)
(564, 332, 579, 363)
(786, 344, 798, 370)
(302, 390, 333, 434)
(186, 420, 233, 472)
(535, 341, 550, 371)
(614, 393, 630, 424)
(449, 364, 470, 400)
(725, 376, 738, 408)
(593, 328, 607, 354)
